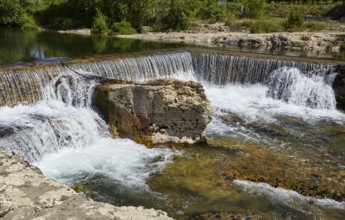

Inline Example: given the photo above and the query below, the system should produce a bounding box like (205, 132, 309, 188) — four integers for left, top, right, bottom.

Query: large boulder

(333, 65, 345, 111)
(0, 147, 172, 220)
(92, 79, 213, 147)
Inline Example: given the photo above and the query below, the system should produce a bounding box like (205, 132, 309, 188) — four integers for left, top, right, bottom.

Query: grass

(249, 18, 284, 33)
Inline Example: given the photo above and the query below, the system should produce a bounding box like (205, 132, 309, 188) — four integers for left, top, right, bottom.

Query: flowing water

(0, 51, 344, 219)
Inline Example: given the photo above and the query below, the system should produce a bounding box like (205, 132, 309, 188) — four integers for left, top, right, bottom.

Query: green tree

(285, 11, 304, 31)
(91, 12, 109, 35)
(0, 0, 24, 26)
(198, 0, 225, 22)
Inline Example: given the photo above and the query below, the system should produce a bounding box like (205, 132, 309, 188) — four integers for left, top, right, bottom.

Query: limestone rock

(0, 147, 173, 220)
(92, 79, 213, 146)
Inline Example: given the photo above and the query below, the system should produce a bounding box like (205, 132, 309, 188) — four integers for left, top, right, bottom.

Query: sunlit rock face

(92, 79, 212, 147)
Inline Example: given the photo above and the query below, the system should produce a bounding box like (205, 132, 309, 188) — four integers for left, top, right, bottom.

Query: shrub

(51, 17, 73, 30)
(198, 0, 225, 23)
(284, 11, 304, 31)
(0, 0, 24, 26)
(250, 20, 284, 33)
(303, 21, 326, 32)
(225, 19, 253, 32)
(20, 13, 39, 30)
(111, 21, 137, 35)
(91, 13, 109, 35)
(240, 0, 265, 19)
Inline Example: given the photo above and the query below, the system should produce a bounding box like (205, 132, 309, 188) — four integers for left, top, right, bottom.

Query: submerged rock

(333, 64, 345, 111)
(92, 79, 212, 147)
(0, 147, 173, 220)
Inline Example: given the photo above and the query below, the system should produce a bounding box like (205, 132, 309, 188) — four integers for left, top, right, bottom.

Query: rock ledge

(92, 79, 213, 147)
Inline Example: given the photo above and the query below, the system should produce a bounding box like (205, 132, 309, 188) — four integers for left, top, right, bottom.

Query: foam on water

(0, 100, 178, 189)
(204, 84, 345, 125)
(233, 180, 345, 210)
(34, 138, 178, 189)
(0, 71, 179, 189)
(267, 67, 336, 109)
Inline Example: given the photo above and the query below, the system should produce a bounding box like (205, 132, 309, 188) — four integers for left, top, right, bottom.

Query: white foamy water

(164, 70, 197, 81)
(204, 84, 345, 124)
(0, 71, 179, 190)
(0, 100, 178, 189)
(233, 180, 345, 210)
(34, 138, 178, 189)
(267, 67, 336, 109)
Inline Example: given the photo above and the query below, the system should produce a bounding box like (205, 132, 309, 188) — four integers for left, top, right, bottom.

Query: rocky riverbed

(119, 31, 344, 53)
(52, 23, 345, 53)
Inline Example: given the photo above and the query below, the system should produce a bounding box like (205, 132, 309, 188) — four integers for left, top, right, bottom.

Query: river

(0, 29, 344, 219)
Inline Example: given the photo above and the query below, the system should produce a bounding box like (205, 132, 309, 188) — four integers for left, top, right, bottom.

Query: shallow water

(0, 29, 187, 66)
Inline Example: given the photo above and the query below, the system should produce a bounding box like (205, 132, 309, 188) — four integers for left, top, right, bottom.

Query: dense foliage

(0, 0, 344, 33)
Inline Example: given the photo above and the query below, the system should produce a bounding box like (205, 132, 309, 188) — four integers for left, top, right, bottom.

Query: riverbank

(54, 24, 345, 54)
(119, 31, 344, 53)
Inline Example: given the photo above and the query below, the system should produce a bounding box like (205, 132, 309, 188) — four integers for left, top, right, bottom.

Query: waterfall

(191, 53, 330, 85)
(68, 51, 194, 81)
(0, 66, 61, 106)
(0, 51, 194, 106)
(267, 67, 337, 109)
(0, 50, 338, 111)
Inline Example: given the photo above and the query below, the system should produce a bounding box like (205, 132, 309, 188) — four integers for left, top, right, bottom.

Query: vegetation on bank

(0, 0, 344, 35)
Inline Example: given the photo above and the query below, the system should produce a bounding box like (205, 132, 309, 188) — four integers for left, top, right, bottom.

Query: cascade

(0, 51, 339, 110)
(267, 67, 337, 109)
(67, 51, 194, 81)
(0, 51, 194, 106)
(191, 53, 330, 85)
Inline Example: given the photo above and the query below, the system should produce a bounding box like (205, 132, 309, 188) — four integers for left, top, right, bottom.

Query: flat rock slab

(92, 79, 212, 147)
(0, 147, 173, 220)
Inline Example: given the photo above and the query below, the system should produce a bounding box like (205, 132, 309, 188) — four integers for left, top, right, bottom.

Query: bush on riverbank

(111, 22, 137, 35)
(91, 13, 109, 36)
(20, 14, 39, 30)
(249, 19, 284, 33)
(0, 0, 343, 34)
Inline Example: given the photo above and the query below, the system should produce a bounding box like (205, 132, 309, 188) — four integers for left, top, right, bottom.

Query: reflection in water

(0, 29, 187, 66)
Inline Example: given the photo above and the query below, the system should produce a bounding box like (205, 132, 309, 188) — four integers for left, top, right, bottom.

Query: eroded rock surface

(0, 147, 173, 220)
(92, 79, 212, 146)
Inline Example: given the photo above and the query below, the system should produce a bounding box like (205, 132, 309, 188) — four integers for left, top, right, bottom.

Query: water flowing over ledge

(0, 49, 337, 108)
